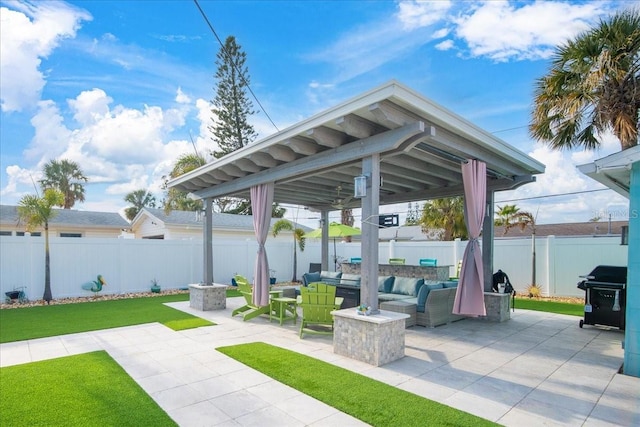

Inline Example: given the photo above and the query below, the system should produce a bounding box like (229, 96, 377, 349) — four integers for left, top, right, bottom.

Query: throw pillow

(416, 282, 444, 312)
(340, 273, 361, 287)
(391, 277, 424, 296)
(302, 272, 321, 287)
(378, 276, 395, 293)
(320, 270, 342, 285)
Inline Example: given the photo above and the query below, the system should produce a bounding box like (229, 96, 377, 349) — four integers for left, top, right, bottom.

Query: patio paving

(1, 296, 638, 426)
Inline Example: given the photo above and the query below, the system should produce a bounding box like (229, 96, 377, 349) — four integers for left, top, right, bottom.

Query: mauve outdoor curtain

(250, 182, 274, 307)
(453, 159, 487, 316)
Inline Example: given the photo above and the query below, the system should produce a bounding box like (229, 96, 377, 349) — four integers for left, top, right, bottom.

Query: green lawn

(514, 297, 584, 316)
(218, 342, 496, 427)
(0, 293, 214, 343)
(0, 351, 176, 426)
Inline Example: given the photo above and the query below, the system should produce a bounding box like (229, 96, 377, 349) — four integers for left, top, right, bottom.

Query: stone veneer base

(189, 283, 227, 311)
(481, 292, 511, 322)
(333, 308, 408, 366)
(341, 263, 450, 281)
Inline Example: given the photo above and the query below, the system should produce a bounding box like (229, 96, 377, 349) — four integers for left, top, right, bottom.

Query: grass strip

(217, 342, 496, 427)
(0, 294, 214, 343)
(0, 351, 177, 427)
(514, 298, 584, 316)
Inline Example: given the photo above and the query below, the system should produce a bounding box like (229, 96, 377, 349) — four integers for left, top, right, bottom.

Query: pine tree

(210, 36, 257, 158)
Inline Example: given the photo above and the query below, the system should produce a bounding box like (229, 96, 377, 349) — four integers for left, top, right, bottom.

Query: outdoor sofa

(301, 272, 464, 327)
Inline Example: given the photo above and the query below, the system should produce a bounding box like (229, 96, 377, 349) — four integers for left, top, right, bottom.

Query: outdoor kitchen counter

(341, 263, 450, 281)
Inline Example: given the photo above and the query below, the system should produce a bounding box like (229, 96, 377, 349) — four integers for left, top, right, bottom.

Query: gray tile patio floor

(1, 296, 638, 426)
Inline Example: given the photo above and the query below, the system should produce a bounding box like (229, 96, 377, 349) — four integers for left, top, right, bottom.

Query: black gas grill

(577, 265, 627, 330)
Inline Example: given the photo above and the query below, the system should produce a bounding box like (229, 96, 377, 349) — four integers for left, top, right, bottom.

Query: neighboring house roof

(493, 220, 628, 238)
(0, 205, 129, 229)
(131, 208, 312, 232)
(358, 220, 628, 241)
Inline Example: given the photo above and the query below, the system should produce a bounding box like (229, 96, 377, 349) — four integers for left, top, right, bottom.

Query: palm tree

(272, 219, 306, 282)
(530, 9, 640, 151)
(39, 159, 88, 209)
(420, 196, 467, 241)
(17, 189, 64, 304)
(162, 153, 206, 213)
(124, 190, 156, 221)
(495, 204, 521, 232)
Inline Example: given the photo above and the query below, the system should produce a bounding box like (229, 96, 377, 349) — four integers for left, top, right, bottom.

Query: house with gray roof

(0, 205, 130, 238)
(366, 220, 628, 242)
(130, 208, 311, 240)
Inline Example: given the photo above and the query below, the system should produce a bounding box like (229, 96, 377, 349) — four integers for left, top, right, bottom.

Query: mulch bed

(2, 286, 583, 309)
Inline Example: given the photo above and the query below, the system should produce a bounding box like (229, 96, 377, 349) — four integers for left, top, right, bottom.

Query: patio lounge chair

(231, 275, 271, 321)
(299, 282, 343, 338)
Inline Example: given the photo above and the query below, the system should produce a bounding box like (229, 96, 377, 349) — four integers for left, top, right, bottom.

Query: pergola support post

(483, 190, 495, 292)
(321, 211, 329, 271)
(361, 153, 380, 313)
(203, 197, 214, 285)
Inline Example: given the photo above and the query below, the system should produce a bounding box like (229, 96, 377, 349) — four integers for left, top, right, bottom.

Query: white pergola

(169, 80, 545, 311)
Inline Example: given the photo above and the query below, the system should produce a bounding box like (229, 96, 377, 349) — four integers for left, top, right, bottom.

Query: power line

(495, 188, 610, 203)
(490, 124, 529, 134)
(192, 0, 280, 133)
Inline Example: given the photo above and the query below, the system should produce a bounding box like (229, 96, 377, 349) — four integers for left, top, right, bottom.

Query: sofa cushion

(391, 277, 424, 296)
(302, 272, 321, 287)
(443, 281, 458, 288)
(416, 282, 444, 312)
(340, 273, 361, 287)
(320, 270, 341, 285)
(379, 293, 415, 302)
(378, 276, 395, 293)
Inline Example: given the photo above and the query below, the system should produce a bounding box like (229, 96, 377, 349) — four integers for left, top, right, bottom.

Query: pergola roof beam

(283, 136, 320, 155)
(369, 100, 423, 128)
(192, 121, 426, 200)
(306, 126, 349, 148)
(336, 114, 385, 139)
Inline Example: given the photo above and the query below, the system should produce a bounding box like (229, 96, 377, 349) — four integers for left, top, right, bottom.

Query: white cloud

(0, 1, 91, 112)
(495, 143, 629, 224)
(396, 0, 452, 30)
(175, 88, 191, 104)
(0, 164, 39, 198)
(24, 100, 73, 161)
(305, 1, 449, 84)
(452, 1, 609, 61)
(68, 88, 112, 125)
(435, 39, 454, 51)
(0, 87, 218, 206)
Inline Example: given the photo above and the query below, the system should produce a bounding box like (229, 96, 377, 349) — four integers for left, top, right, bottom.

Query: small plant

(357, 304, 371, 316)
(150, 279, 161, 293)
(526, 283, 542, 298)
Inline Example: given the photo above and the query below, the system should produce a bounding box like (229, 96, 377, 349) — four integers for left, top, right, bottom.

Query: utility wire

(495, 188, 610, 203)
(192, 0, 279, 133)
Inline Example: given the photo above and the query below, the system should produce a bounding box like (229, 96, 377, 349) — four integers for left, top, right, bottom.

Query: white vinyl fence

(0, 234, 627, 301)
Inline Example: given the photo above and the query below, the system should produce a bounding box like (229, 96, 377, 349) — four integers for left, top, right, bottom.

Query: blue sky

(0, 0, 634, 228)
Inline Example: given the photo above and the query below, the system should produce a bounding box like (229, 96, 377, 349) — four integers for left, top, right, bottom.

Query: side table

(380, 300, 417, 328)
(270, 297, 298, 325)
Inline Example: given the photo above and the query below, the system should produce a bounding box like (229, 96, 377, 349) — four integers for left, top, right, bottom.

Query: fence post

(546, 235, 556, 296)
(453, 238, 462, 277)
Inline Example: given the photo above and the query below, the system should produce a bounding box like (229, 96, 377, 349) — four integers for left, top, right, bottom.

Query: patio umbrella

(304, 222, 361, 271)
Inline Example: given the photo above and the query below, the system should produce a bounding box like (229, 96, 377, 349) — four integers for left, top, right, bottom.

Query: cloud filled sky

(0, 0, 634, 227)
